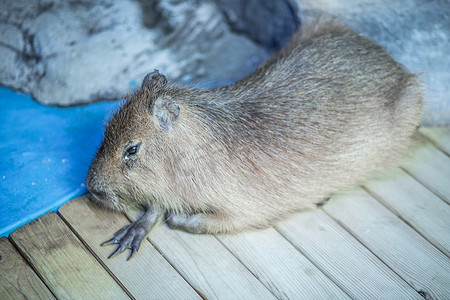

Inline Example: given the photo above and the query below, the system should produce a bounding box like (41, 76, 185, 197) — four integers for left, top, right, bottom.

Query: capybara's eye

(127, 146, 138, 155)
(124, 143, 141, 161)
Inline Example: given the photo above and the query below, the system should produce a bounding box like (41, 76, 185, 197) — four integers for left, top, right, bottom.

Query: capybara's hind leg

(166, 212, 238, 234)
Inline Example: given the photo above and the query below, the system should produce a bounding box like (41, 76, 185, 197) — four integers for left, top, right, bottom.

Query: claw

(109, 242, 131, 259)
(108, 245, 122, 259)
(101, 237, 119, 247)
(101, 224, 132, 246)
(102, 207, 163, 260)
(127, 246, 139, 261)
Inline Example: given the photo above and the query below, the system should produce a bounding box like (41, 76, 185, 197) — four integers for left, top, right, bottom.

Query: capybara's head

(86, 70, 183, 211)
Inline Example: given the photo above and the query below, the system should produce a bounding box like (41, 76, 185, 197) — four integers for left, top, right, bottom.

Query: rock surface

(216, 0, 300, 50)
(0, 0, 299, 106)
(0, 0, 448, 125)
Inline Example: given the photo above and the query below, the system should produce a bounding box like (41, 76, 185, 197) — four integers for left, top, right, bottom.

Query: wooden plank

(0, 237, 55, 300)
(401, 134, 450, 203)
(364, 167, 450, 256)
(59, 196, 200, 300)
(10, 212, 129, 300)
(130, 213, 276, 300)
(419, 126, 450, 155)
(276, 209, 422, 299)
(218, 228, 350, 299)
(324, 188, 450, 300)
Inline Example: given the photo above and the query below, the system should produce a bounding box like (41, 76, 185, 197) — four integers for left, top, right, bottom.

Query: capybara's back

(201, 19, 423, 227)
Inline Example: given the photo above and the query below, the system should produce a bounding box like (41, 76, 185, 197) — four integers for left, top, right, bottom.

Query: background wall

(0, 0, 448, 125)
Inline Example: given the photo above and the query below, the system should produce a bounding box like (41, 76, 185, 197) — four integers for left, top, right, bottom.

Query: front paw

(101, 222, 148, 260)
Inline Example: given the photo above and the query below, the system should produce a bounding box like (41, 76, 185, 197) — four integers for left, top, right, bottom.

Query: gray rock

(298, 0, 450, 125)
(1, 0, 447, 125)
(0, 0, 300, 106)
(216, 0, 300, 50)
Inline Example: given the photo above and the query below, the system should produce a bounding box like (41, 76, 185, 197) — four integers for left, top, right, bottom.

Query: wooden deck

(1, 127, 449, 300)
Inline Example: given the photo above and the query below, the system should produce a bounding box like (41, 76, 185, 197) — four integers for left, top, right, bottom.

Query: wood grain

(401, 134, 450, 203)
(276, 209, 421, 300)
(419, 126, 450, 155)
(364, 167, 450, 256)
(130, 212, 277, 300)
(59, 196, 200, 300)
(0, 237, 55, 300)
(324, 188, 450, 300)
(10, 212, 129, 300)
(218, 227, 350, 299)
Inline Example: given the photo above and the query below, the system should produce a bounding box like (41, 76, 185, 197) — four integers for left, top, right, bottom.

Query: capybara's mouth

(87, 192, 122, 212)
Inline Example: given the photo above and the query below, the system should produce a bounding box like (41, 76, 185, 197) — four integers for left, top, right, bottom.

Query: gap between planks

(56, 211, 136, 299)
(9, 212, 131, 299)
(362, 171, 450, 258)
(418, 126, 450, 156)
(0, 237, 56, 300)
(400, 132, 450, 204)
(215, 228, 350, 299)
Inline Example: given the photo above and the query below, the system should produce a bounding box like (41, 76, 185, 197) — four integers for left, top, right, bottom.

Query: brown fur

(86, 19, 422, 234)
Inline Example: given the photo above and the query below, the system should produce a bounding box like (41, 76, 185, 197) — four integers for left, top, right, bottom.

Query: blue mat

(0, 87, 119, 237)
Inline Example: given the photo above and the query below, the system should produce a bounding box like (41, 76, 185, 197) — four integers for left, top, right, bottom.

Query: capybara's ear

(142, 69, 168, 91)
(152, 96, 180, 132)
